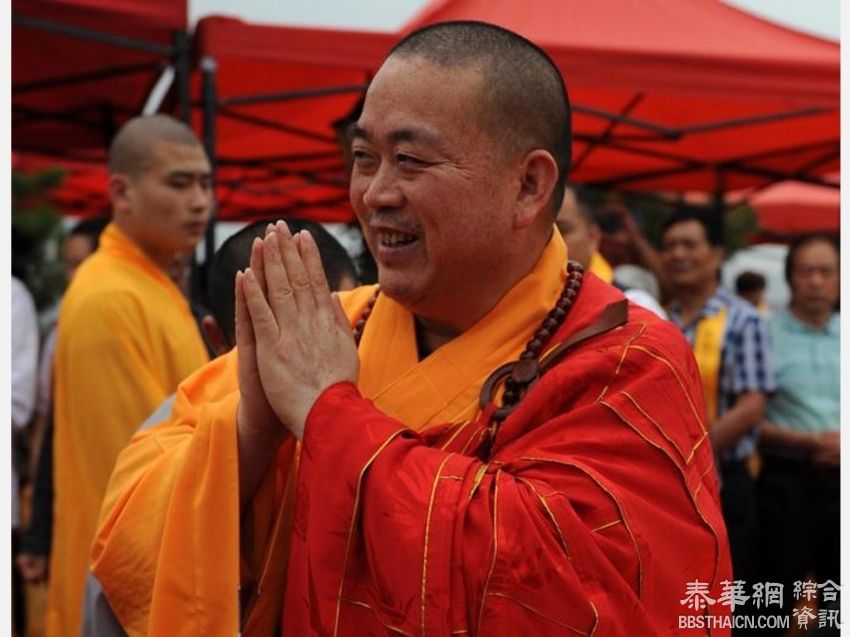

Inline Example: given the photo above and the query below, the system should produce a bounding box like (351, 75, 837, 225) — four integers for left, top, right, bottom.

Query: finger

(244, 268, 281, 345)
(300, 230, 333, 311)
(234, 271, 255, 351)
(249, 237, 268, 297)
(275, 219, 292, 239)
(262, 232, 299, 325)
(331, 292, 352, 332)
(275, 224, 313, 312)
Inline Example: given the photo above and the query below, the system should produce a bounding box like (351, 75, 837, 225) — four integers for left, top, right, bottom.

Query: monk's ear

(109, 174, 132, 216)
(514, 149, 559, 229)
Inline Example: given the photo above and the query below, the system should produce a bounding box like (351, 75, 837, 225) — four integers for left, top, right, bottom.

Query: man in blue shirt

(756, 235, 840, 635)
(661, 208, 776, 598)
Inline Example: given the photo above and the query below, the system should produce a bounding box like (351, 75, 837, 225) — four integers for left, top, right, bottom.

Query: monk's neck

(113, 219, 178, 273)
(414, 317, 460, 359)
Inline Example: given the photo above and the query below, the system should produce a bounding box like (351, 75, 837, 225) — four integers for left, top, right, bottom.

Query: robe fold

(92, 231, 731, 636)
(50, 223, 209, 636)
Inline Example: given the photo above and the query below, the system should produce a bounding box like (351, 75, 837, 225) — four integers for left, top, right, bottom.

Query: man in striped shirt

(661, 208, 775, 596)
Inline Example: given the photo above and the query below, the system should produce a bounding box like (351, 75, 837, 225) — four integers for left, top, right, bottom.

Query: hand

(16, 553, 47, 583)
(240, 222, 358, 439)
(811, 430, 840, 467)
(235, 227, 284, 445)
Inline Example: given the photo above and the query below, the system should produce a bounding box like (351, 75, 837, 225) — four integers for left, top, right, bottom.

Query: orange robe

(49, 223, 209, 636)
(93, 232, 731, 636)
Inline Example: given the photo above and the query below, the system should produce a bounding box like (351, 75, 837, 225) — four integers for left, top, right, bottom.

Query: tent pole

(12, 14, 172, 55)
(172, 31, 192, 124)
(201, 56, 218, 266)
(218, 83, 369, 107)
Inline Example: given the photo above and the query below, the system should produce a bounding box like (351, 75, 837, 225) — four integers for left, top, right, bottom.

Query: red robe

(284, 275, 731, 635)
(93, 230, 730, 635)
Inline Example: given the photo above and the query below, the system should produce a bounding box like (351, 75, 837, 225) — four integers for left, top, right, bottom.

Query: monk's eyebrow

(167, 170, 211, 180)
(350, 124, 441, 149)
(349, 124, 370, 142)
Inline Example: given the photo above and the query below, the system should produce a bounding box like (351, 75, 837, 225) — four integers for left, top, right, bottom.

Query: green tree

(12, 168, 67, 310)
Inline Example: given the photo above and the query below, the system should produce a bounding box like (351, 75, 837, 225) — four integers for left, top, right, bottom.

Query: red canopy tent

(403, 0, 839, 193)
(12, 0, 194, 224)
(740, 179, 840, 235)
(12, 0, 190, 157)
(12, 12, 394, 225)
(14, 1, 839, 230)
(188, 0, 839, 226)
(190, 16, 395, 223)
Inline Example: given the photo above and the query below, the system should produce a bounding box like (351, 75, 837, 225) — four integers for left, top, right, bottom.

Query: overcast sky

(188, 0, 840, 41)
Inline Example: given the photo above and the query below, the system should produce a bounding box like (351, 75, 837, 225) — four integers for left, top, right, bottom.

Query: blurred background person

(595, 198, 666, 298)
(756, 235, 840, 636)
(660, 208, 775, 602)
(557, 183, 665, 317)
(12, 252, 40, 637)
(735, 270, 768, 315)
(47, 115, 212, 637)
(202, 217, 360, 355)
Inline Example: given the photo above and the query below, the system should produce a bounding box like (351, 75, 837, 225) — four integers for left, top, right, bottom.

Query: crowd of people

(10, 20, 839, 637)
(556, 184, 840, 636)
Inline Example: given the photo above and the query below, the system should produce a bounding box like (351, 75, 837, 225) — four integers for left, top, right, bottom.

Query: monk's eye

(396, 154, 427, 168)
(168, 178, 192, 190)
(352, 149, 377, 170)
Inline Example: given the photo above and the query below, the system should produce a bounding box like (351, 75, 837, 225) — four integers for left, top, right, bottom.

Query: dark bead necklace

(349, 262, 591, 461)
(479, 260, 584, 422)
(352, 288, 380, 346)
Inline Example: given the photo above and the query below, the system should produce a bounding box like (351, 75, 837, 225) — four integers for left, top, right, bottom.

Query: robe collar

(99, 222, 192, 310)
(345, 230, 569, 431)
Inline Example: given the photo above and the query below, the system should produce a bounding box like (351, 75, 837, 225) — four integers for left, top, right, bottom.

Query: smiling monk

(92, 23, 731, 636)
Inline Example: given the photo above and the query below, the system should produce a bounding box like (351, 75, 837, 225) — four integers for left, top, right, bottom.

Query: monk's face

(350, 55, 522, 319)
(117, 139, 212, 258)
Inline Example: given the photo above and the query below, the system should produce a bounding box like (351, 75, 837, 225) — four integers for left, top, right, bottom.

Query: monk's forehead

(358, 55, 490, 134)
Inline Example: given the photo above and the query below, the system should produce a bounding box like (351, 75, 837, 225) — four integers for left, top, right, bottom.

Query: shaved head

(389, 21, 571, 216)
(108, 115, 203, 177)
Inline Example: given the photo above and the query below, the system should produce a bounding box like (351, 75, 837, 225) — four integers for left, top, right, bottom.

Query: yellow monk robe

(92, 232, 570, 636)
(588, 250, 614, 284)
(49, 223, 209, 637)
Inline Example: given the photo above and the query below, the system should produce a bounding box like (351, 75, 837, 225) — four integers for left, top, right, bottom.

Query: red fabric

(403, 0, 839, 192)
(12, 0, 185, 157)
(285, 276, 732, 635)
